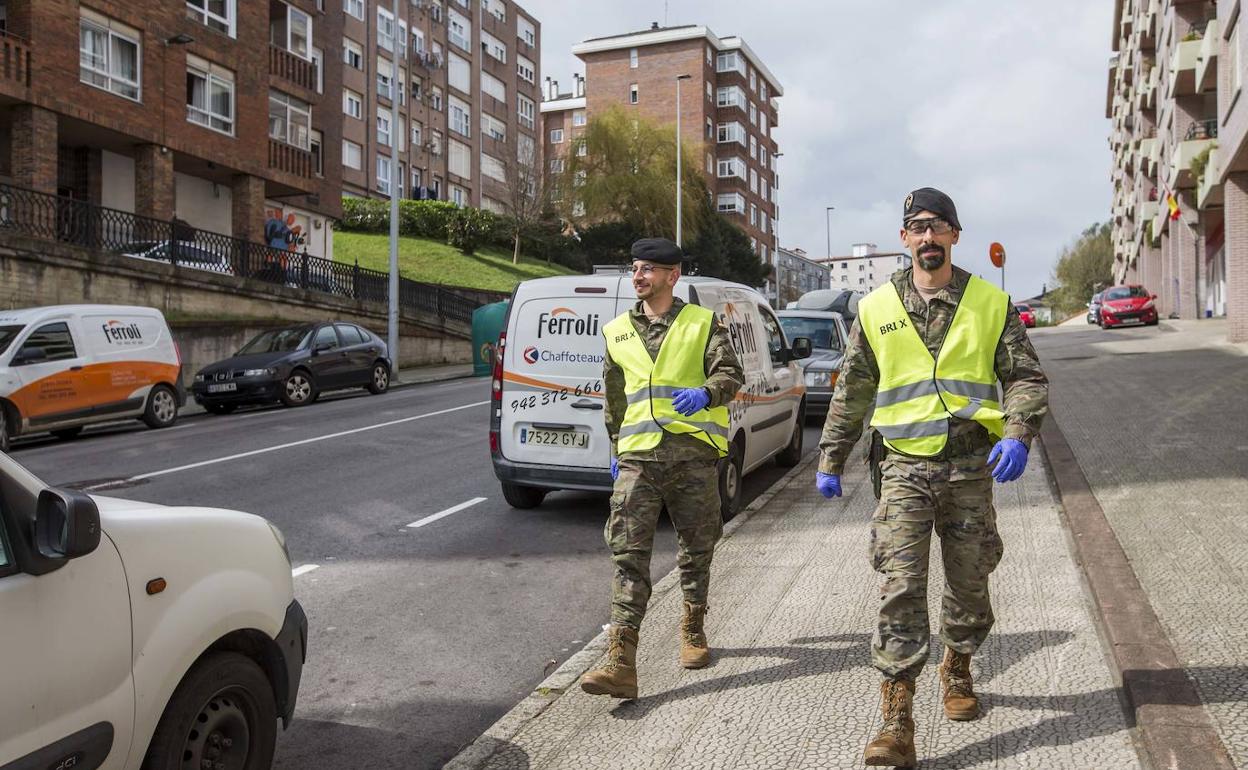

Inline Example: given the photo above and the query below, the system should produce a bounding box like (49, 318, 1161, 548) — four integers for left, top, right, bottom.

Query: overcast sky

(523, 0, 1113, 300)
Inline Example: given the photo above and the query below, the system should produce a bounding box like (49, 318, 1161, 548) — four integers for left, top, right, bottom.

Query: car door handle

(69, 366, 83, 371)
(571, 399, 603, 410)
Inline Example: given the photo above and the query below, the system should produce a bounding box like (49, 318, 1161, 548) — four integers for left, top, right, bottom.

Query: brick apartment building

(341, 0, 541, 212)
(542, 24, 781, 264)
(1108, 0, 1247, 341)
(0, 0, 342, 258)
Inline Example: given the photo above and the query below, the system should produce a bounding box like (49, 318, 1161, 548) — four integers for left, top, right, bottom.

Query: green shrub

(447, 207, 492, 255)
(340, 197, 389, 232)
(398, 199, 457, 238)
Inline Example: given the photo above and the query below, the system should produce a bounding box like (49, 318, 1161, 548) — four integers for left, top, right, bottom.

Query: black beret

(903, 187, 962, 231)
(630, 237, 683, 265)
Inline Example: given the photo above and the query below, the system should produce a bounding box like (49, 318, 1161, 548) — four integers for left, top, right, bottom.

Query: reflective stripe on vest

(603, 304, 730, 456)
(859, 276, 1009, 456)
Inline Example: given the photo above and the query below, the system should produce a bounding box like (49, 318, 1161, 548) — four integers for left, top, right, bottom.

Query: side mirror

(34, 488, 100, 562)
(12, 346, 47, 366)
(314, 342, 333, 355)
(1151, 293, 1158, 300)
(790, 337, 813, 360)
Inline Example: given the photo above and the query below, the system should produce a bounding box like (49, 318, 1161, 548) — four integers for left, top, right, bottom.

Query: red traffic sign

(989, 242, 1006, 269)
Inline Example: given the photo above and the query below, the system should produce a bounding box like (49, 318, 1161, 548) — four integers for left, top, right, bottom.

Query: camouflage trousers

(606, 457, 723, 630)
(870, 450, 1005, 680)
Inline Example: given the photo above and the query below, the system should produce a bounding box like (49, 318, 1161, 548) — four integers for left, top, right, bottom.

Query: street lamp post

(770, 152, 783, 305)
(675, 74, 691, 248)
(387, 0, 402, 377)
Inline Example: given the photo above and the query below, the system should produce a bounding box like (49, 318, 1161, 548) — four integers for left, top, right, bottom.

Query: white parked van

(0, 305, 184, 451)
(490, 274, 812, 518)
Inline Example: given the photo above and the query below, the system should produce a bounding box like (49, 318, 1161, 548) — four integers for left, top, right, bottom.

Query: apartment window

(412, 166, 422, 194)
(706, 45, 713, 64)
(377, 154, 392, 194)
(430, 129, 443, 155)
(377, 109, 392, 146)
(343, 139, 362, 170)
(549, 158, 564, 173)
(573, 110, 587, 127)
(550, 128, 564, 144)
(716, 50, 746, 77)
(482, 0, 505, 21)
(706, 81, 712, 101)
(716, 193, 745, 213)
(448, 9, 471, 52)
(187, 0, 235, 36)
(518, 94, 535, 128)
(760, 210, 767, 233)
(482, 71, 506, 102)
(706, 152, 713, 174)
(629, 48, 638, 68)
(311, 129, 323, 176)
(398, 161, 406, 197)
(268, 90, 311, 149)
(431, 0, 442, 21)
(518, 133, 536, 165)
(376, 57, 395, 100)
(760, 112, 768, 136)
(79, 11, 141, 101)
(749, 69, 757, 90)
(481, 113, 506, 141)
(515, 55, 537, 85)
(411, 122, 423, 147)
(433, 175, 443, 198)
(760, 82, 768, 101)
(717, 157, 747, 180)
(717, 85, 746, 109)
(750, 102, 758, 126)
(761, 243, 768, 263)
(311, 47, 323, 93)
(431, 86, 443, 111)
(270, 2, 312, 61)
(343, 88, 362, 118)
(718, 121, 746, 146)
(186, 56, 234, 134)
(761, 178, 768, 201)
(482, 153, 506, 182)
(448, 139, 471, 178)
(482, 31, 506, 63)
(629, 83, 639, 104)
(344, 0, 364, 19)
(517, 17, 535, 47)
(451, 185, 467, 206)
(449, 96, 471, 137)
(377, 7, 395, 50)
(575, 139, 587, 157)
(750, 169, 758, 194)
(343, 37, 363, 69)
(448, 52, 469, 92)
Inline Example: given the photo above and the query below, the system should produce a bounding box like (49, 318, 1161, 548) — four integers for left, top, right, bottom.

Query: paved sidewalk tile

(461, 450, 1139, 769)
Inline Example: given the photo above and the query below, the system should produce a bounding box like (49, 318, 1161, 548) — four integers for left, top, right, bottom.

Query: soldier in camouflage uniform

(816, 189, 1048, 767)
(580, 238, 744, 700)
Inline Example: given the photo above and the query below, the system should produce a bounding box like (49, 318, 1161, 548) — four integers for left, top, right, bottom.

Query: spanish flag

(1166, 189, 1181, 220)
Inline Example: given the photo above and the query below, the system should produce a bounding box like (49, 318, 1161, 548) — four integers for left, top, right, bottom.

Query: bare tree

(500, 133, 550, 265)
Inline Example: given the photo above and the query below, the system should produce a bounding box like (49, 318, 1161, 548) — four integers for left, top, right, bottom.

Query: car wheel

(142, 385, 179, 429)
(51, 426, 84, 441)
(366, 362, 390, 395)
(501, 482, 546, 509)
(142, 651, 277, 770)
(204, 403, 238, 415)
(775, 403, 804, 467)
(1147, 318, 1159, 326)
(718, 439, 744, 521)
(280, 370, 317, 407)
(0, 406, 10, 453)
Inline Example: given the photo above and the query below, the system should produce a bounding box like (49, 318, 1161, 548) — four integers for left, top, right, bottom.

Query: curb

(1038, 418, 1235, 770)
(442, 449, 821, 770)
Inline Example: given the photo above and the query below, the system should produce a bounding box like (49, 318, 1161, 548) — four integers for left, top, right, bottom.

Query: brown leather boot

(679, 602, 710, 669)
(864, 678, 917, 767)
(939, 647, 980, 721)
(580, 625, 639, 699)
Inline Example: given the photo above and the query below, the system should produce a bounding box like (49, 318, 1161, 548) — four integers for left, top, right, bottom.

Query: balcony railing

(0, 183, 481, 324)
(269, 139, 314, 179)
(1, 29, 32, 89)
(1184, 118, 1218, 140)
(270, 45, 318, 92)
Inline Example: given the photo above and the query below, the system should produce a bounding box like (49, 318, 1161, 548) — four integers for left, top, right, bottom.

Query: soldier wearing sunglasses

(815, 188, 1049, 767)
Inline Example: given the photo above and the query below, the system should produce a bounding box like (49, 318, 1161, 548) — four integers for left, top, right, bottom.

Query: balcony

(1168, 33, 1203, 97)
(269, 139, 314, 180)
(1138, 137, 1156, 171)
(0, 30, 33, 93)
(1167, 128, 1216, 190)
(270, 45, 317, 92)
(1197, 145, 1222, 209)
(1139, 200, 1159, 230)
(1139, 0, 1158, 49)
(1196, 18, 1219, 93)
(1151, 204, 1167, 243)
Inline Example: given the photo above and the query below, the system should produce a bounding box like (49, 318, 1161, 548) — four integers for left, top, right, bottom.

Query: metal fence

(0, 183, 481, 324)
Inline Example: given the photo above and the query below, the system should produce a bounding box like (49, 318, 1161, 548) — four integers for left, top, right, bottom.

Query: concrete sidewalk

(447, 446, 1139, 768)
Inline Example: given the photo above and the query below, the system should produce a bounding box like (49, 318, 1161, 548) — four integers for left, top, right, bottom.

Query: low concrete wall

(0, 235, 473, 378)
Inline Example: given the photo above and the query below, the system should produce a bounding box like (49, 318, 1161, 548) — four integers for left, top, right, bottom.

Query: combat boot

(679, 602, 710, 669)
(580, 625, 638, 699)
(939, 647, 980, 721)
(864, 678, 917, 768)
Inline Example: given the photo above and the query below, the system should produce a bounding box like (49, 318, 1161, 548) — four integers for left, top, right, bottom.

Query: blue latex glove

(816, 471, 842, 498)
(988, 438, 1028, 483)
(671, 387, 711, 416)
(610, 457, 619, 481)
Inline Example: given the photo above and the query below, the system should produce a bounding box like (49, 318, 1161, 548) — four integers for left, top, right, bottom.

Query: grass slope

(334, 231, 576, 293)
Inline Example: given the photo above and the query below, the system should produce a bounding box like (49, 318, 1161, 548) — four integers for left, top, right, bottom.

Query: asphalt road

(10, 376, 822, 769)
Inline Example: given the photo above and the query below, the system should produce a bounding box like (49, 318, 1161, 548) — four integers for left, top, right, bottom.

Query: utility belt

(864, 424, 993, 500)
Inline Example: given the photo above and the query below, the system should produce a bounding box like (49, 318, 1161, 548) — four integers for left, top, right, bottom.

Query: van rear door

(500, 278, 624, 469)
(81, 311, 179, 415)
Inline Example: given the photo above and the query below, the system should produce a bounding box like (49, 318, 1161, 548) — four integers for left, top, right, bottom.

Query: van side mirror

(12, 346, 47, 366)
(34, 488, 100, 562)
(790, 337, 813, 360)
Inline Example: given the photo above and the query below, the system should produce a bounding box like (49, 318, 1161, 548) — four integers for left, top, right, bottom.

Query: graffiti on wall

(264, 207, 307, 252)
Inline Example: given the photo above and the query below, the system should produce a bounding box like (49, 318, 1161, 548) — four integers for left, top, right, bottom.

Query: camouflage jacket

(818, 266, 1049, 475)
(605, 297, 745, 462)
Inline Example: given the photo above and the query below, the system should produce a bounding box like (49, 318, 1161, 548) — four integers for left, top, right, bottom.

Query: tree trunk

(513, 231, 521, 265)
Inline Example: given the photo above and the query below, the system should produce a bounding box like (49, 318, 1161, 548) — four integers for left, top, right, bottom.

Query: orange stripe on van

(502, 371, 605, 398)
(9, 361, 180, 421)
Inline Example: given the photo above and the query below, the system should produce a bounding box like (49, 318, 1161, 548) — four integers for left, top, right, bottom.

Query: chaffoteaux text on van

(101, 321, 144, 344)
(537, 309, 600, 338)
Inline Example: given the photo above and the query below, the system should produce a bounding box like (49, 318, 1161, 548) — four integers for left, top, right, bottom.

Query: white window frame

(750, 102, 758, 125)
(629, 48, 638, 68)
(377, 108, 392, 146)
(481, 71, 506, 102)
(629, 83, 639, 104)
(517, 55, 536, 84)
(343, 37, 363, 69)
(449, 96, 472, 137)
(79, 12, 141, 102)
(716, 192, 745, 214)
(717, 121, 746, 146)
(482, 0, 506, 22)
(448, 52, 470, 92)
(750, 135, 757, 159)
(412, 122, 423, 146)
(343, 87, 363, 119)
(268, 90, 311, 150)
(186, 55, 235, 135)
(482, 30, 507, 63)
(451, 185, 467, 206)
(517, 16, 536, 47)
(481, 113, 506, 141)
(717, 157, 747, 180)
(448, 9, 471, 52)
(186, 0, 235, 37)
(343, 139, 363, 170)
(518, 94, 535, 129)
(377, 6, 395, 51)
(482, 153, 506, 182)
(431, 86, 443, 111)
(573, 110, 586, 127)
(412, 28, 426, 55)
(377, 154, 392, 195)
(448, 139, 472, 179)
(377, 57, 395, 101)
(549, 128, 564, 144)
(716, 50, 746, 77)
(344, 0, 364, 20)
(272, 2, 312, 61)
(716, 85, 745, 109)
(549, 157, 565, 173)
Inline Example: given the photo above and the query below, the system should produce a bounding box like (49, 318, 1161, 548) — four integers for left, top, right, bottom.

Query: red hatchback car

(1099, 284, 1159, 328)
(1014, 304, 1036, 328)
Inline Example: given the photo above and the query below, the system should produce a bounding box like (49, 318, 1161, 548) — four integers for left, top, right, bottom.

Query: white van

(489, 275, 812, 518)
(0, 305, 184, 451)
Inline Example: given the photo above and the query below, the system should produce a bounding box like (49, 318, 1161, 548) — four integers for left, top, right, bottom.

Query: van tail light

(174, 340, 183, 368)
(491, 332, 506, 402)
(489, 430, 500, 454)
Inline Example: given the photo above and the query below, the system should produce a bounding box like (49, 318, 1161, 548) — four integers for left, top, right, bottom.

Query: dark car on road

(192, 322, 391, 413)
(1087, 292, 1103, 324)
(777, 309, 848, 420)
(1098, 285, 1158, 328)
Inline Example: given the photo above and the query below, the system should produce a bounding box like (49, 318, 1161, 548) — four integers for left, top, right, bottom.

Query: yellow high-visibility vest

(859, 276, 1008, 456)
(604, 304, 729, 456)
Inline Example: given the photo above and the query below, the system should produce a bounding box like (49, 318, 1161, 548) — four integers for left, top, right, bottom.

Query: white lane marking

(292, 564, 320, 577)
(407, 497, 487, 528)
(90, 401, 490, 487)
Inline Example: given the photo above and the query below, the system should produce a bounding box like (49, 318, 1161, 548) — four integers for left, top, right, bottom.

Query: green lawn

(334, 231, 577, 293)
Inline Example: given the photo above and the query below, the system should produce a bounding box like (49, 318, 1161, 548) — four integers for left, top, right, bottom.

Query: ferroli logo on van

(537, 307, 600, 338)
(101, 319, 143, 345)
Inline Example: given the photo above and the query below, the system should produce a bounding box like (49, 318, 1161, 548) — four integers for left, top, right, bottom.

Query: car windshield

(779, 316, 843, 351)
(0, 325, 24, 356)
(1015, 305, 1031, 312)
(1104, 286, 1149, 300)
(237, 326, 313, 354)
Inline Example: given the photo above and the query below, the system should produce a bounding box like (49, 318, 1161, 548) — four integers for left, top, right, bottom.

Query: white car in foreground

(0, 452, 307, 770)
